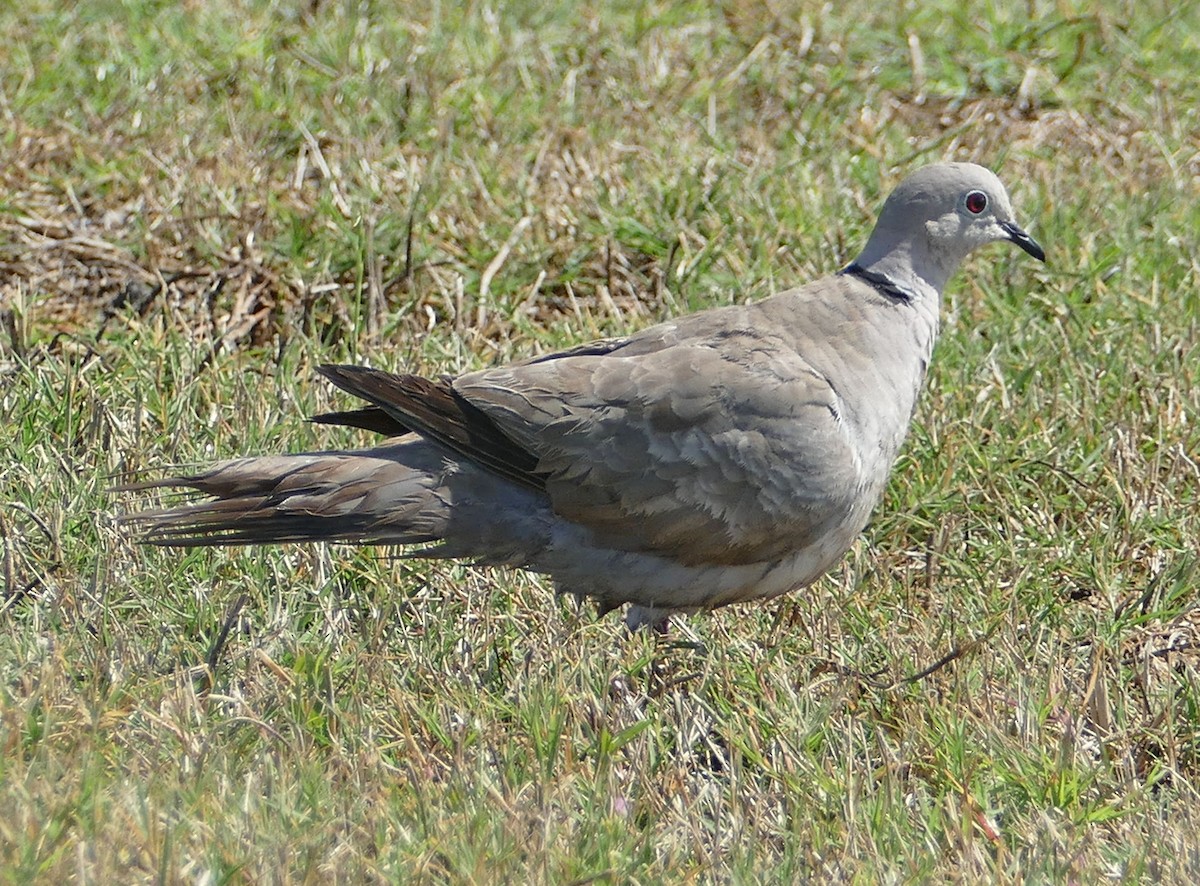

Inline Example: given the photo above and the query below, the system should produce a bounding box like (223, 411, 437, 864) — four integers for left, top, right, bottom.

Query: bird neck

(850, 229, 963, 301)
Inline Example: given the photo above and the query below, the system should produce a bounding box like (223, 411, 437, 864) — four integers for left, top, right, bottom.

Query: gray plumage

(122, 162, 1045, 629)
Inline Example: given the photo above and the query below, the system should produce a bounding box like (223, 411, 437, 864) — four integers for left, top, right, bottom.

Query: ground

(1, 1, 1199, 882)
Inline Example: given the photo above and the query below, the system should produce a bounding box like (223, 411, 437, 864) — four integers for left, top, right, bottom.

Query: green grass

(2, 0, 1200, 881)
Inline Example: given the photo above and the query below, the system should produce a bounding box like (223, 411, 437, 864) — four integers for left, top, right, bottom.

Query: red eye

(965, 190, 988, 214)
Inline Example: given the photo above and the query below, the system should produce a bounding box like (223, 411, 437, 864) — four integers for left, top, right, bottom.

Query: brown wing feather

(310, 406, 410, 436)
(315, 364, 545, 491)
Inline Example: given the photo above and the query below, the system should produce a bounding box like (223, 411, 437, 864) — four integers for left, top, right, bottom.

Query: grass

(2, 0, 1199, 881)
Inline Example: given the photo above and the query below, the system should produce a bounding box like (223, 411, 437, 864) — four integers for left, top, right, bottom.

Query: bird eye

(965, 190, 988, 214)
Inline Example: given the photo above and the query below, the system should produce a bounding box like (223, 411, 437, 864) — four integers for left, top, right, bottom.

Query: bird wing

(453, 301, 864, 567)
(317, 299, 864, 568)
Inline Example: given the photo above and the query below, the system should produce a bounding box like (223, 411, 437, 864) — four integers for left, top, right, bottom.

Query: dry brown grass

(2, 0, 1200, 882)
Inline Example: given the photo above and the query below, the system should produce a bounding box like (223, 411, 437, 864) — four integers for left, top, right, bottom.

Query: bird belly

(532, 507, 866, 614)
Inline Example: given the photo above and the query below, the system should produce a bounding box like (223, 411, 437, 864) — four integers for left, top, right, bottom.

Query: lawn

(1, 0, 1198, 881)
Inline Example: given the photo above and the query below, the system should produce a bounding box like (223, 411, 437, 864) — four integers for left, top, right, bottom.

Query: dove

(123, 162, 1044, 629)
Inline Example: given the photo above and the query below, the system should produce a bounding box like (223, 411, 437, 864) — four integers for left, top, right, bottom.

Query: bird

(122, 162, 1045, 630)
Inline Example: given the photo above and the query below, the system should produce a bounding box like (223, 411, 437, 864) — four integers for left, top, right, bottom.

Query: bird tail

(117, 442, 452, 548)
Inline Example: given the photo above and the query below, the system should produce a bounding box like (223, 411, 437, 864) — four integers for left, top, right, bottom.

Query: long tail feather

(118, 446, 450, 549)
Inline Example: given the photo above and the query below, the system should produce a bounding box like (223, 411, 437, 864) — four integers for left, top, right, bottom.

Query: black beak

(1000, 221, 1045, 262)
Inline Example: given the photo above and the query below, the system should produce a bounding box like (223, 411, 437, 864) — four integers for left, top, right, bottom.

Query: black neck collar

(840, 263, 915, 302)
